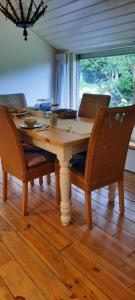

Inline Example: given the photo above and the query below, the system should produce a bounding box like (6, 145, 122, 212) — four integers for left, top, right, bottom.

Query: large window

(79, 54, 135, 108)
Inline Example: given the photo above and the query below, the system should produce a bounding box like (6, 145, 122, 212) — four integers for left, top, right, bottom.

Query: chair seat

(70, 151, 86, 174)
(24, 152, 46, 168)
(23, 143, 56, 168)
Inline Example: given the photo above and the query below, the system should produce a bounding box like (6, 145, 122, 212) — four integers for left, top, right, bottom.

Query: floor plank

(19, 226, 109, 300)
(62, 241, 135, 300)
(0, 169, 135, 299)
(114, 229, 135, 250)
(67, 225, 135, 286)
(0, 202, 29, 232)
(0, 276, 14, 300)
(0, 260, 47, 300)
(0, 242, 11, 267)
(1, 231, 79, 300)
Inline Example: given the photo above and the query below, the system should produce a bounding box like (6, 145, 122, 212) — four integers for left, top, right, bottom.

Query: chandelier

(0, 1, 47, 41)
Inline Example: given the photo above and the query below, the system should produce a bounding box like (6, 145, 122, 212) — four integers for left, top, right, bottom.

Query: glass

(49, 113, 58, 128)
(51, 103, 60, 112)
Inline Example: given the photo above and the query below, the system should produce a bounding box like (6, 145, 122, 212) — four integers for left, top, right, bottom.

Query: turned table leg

(58, 160, 71, 226)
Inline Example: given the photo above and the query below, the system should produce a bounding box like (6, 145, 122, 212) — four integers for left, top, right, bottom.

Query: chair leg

(85, 191, 92, 229)
(22, 182, 28, 216)
(2, 170, 7, 201)
(55, 163, 61, 207)
(39, 176, 43, 185)
(47, 174, 51, 185)
(30, 179, 34, 186)
(118, 178, 124, 215)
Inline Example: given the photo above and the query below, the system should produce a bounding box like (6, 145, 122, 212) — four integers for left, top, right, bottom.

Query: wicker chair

(70, 105, 135, 229)
(78, 93, 111, 119)
(0, 93, 50, 186)
(0, 105, 59, 215)
(0, 93, 27, 110)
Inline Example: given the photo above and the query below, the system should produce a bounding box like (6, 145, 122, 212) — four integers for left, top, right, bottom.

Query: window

(78, 54, 135, 108)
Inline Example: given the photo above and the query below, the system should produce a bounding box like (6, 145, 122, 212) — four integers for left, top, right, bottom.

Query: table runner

(42, 118, 93, 134)
(56, 119, 93, 134)
(27, 110, 93, 135)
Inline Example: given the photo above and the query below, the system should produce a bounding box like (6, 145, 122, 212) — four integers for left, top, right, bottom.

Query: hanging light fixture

(0, 1, 47, 41)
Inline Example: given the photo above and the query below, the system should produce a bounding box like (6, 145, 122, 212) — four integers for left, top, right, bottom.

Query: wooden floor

(0, 167, 135, 300)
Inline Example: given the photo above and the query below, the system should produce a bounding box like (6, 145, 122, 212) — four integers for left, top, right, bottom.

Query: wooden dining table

(15, 116, 116, 226)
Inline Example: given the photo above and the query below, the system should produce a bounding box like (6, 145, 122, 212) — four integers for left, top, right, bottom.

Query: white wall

(125, 126, 135, 173)
(125, 149, 135, 173)
(0, 15, 54, 106)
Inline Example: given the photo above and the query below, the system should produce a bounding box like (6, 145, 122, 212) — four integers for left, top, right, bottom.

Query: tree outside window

(79, 55, 135, 107)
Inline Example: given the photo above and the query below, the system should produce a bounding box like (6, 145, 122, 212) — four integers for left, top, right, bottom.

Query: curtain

(54, 53, 78, 109)
(54, 53, 69, 108)
(69, 53, 79, 110)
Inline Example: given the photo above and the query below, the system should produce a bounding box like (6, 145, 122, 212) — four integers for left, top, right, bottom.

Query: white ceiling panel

(30, 0, 135, 53)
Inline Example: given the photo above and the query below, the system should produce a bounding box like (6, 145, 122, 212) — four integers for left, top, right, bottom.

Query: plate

(11, 111, 28, 118)
(20, 123, 44, 129)
(16, 111, 28, 117)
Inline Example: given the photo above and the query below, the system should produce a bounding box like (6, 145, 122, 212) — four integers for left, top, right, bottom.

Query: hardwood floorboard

(0, 168, 135, 299)
(0, 202, 29, 232)
(114, 229, 135, 250)
(1, 231, 88, 300)
(62, 241, 135, 300)
(0, 276, 14, 300)
(65, 225, 135, 285)
(0, 242, 12, 269)
(0, 260, 47, 300)
(25, 212, 72, 251)
(130, 281, 135, 292)
(19, 226, 110, 300)
(0, 214, 13, 237)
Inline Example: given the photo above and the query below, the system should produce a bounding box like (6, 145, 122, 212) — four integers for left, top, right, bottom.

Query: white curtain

(54, 53, 69, 108)
(54, 53, 78, 109)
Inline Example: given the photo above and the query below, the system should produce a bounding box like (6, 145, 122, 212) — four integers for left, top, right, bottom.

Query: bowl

(24, 118, 37, 128)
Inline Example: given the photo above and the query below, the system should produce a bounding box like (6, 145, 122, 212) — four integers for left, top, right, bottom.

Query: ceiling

(31, 0, 135, 54)
(1, 0, 135, 54)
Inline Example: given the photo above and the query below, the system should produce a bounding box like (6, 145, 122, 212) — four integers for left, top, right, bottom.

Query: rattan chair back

(85, 105, 135, 190)
(78, 93, 111, 119)
(0, 105, 26, 178)
(0, 93, 27, 110)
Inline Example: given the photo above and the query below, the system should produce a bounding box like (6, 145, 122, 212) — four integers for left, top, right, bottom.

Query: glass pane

(79, 54, 135, 108)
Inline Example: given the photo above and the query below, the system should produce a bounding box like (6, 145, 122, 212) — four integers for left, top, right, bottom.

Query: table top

(15, 117, 94, 147)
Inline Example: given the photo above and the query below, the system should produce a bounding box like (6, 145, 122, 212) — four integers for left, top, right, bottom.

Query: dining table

(14, 115, 116, 226)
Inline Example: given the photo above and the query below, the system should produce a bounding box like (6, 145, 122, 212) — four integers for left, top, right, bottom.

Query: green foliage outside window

(79, 55, 135, 107)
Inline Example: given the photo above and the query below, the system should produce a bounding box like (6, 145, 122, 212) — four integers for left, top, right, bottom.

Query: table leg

(59, 160, 71, 226)
(108, 183, 117, 202)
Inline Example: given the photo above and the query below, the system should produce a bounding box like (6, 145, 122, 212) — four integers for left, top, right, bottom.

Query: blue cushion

(70, 151, 86, 174)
